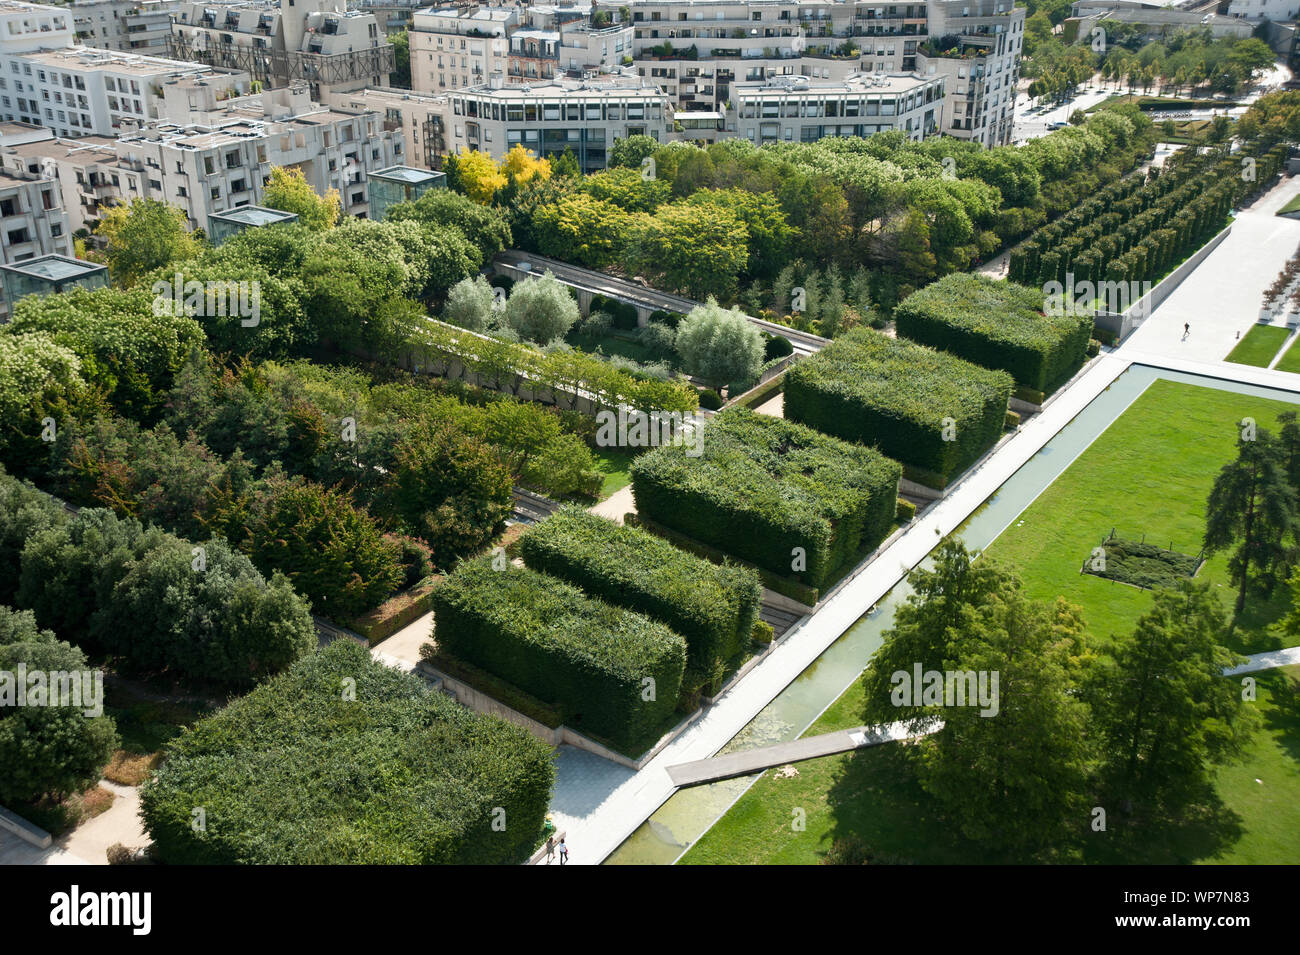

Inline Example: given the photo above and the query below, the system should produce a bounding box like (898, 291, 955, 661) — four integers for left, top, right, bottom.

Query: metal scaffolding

(166, 33, 396, 92)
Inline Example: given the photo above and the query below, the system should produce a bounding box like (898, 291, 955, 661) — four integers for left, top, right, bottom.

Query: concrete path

(665, 719, 941, 787)
(58, 781, 146, 865)
(588, 483, 635, 524)
(1224, 646, 1300, 676)
(1124, 175, 1300, 364)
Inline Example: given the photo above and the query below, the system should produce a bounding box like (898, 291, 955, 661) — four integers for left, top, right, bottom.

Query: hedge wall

(893, 274, 1092, 395)
(518, 506, 761, 681)
(630, 408, 902, 589)
(141, 640, 555, 864)
(784, 328, 1012, 486)
(431, 557, 687, 753)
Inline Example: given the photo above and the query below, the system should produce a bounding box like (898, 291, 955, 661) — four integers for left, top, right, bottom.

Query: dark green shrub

(630, 408, 901, 588)
(764, 333, 795, 361)
(649, 309, 682, 329)
(751, 619, 775, 645)
(431, 557, 687, 753)
(894, 274, 1093, 396)
(784, 328, 1012, 486)
(140, 640, 554, 864)
(518, 506, 761, 677)
(896, 498, 916, 522)
(591, 294, 639, 331)
(698, 388, 724, 410)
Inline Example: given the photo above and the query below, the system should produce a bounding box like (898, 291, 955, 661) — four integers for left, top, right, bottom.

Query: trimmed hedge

(894, 274, 1093, 396)
(431, 557, 687, 753)
(518, 506, 761, 680)
(784, 328, 1012, 486)
(141, 640, 555, 864)
(630, 408, 902, 589)
(1081, 535, 1202, 590)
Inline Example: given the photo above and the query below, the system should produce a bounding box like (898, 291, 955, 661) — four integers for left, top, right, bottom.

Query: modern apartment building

(918, 0, 1023, 146)
(728, 70, 945, 145)
(446, 73, 671, 172)
(0, 166, 70, 263)
(167, 0, 394, 98)
(408, 5, 515, 93)
(70, 0, 180, 54)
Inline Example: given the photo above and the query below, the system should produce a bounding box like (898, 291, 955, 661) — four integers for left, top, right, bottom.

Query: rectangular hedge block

(630, 407, 901, 589)
(894, 274, 1093, 396)
(431, 557, 686, 753)
(784, 328, 1012, 487)
(518, 506, 761, 680)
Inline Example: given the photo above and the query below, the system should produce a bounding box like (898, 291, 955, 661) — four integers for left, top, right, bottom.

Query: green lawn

(1274, 335, 1300, 374)
(591, 447, 637, 501)
(1278, 193, 1300, 216)
(1224, 325, 1291, 367)
(681, 378, 1300, 865)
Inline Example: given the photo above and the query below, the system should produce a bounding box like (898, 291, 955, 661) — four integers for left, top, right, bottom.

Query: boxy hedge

(784, 328, 1013, 487)
(518, 506, 761, 682)
(893, 274, 1093, 396)
(431, 557, 687, 753)
(630, 408, 902, 589)
(141, 640, 555, 864)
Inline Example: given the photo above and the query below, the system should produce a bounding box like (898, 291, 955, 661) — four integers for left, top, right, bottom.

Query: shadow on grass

(1227, 584, 1292, 656)
(822, 742, 1247, 865)
(1257, 667, 1300, 766)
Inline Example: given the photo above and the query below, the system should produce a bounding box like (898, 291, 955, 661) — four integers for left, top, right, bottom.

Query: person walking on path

(1183, 322, 1190, 340)
(545, 835, 555, 865)
(558, 839, 569, 866)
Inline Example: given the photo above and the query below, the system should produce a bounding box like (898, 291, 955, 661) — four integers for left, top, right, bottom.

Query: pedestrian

(545, 834, 555, 865)
(1184, 322, 1190, 339)
(558, 838, 569, 865)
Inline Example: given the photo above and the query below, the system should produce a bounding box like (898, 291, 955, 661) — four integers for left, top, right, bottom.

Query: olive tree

(674, 299, 764, 392)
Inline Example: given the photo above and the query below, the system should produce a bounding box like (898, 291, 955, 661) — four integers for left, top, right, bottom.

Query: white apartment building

(1, 82, 403, 231)
(447, 73, 670, 172)
(1, 45, 251, 136)
(0, 0, 75, 53)
(324, 84, 448, 168)
(168, 0, 394, 98)
(0, 167, 70, 263)
(918, 0, 1023, 146)
(728, 70, 944, 144)
(409, 6, 516, 92)
(71, 0, 180, 54)
(1227, 0, 1298, 21)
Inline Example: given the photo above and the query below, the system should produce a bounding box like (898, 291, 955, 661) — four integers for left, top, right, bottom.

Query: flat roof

(209, 205, 298, 226)
(0, 254, 106, 282)
(370, 165, 442, 183)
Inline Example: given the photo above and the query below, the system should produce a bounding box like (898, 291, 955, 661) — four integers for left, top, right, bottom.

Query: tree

(532, 193, 631, 269)
(262, 166, 340, 232)
(0, 333, 90, 478)
(94, 198, 201, 288)
(1087, 582, 1256, 816)
(446, 150, 508, 205)
(674, 299, 764, 391)
(389, 28, 411, 88)
(385, 187, 513, 258)
(247, 481, 404, 621)
(503, 271, 579, 344)
(1203, 427, 1297, 613)
(443, 275, 497, 332)
(609, 134, 661, 170)
(623, 202, 749, 300)
(499, 144, 552, 189)
(0, 606, 119, 803)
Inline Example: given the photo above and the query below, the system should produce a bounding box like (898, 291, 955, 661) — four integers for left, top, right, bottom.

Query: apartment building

(446, 73, 670, 172)
(324, 84, 449, 168)
(918, 0, 1023, 146)
(71, 0, 180, 54)
(0, 167, 70, 264)
(168, 0, 394, 99)
(1227, 0, 1299, 20)
(728, 70, 944, 145)
(1, 82, 403, 232)
(408, 6, 516, 93)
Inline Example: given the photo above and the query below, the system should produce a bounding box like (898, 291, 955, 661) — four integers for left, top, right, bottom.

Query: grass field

(680, 377, 1300, 865)
(591, 447, 636, 500)
(1278, 193, 1300, 216)
(1275, 336, 1300, 374)
(1224, 325, 1290, 367)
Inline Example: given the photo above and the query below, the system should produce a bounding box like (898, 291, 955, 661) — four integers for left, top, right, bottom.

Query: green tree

(503, 271, 579, 344)
(443, 275, 498, 332)
(624, 202, 749, 300)
(94, 198, 201, 288)
(389, 29, 411, 88)
(674, 299, 764, 391)
(1203, 426, 1297, 612)
(1088, 582, 1256, 816)
(262, 166, 340, 232)
(0, 606, 119, 803)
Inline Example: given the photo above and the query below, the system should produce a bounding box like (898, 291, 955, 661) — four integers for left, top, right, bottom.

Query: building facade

(71, 0, 179, 54)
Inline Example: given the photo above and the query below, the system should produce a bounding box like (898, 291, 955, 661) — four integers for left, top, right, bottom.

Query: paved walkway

(665, 719, 941, 787)
(1224, 646, 1300, 676)
(588, 484, 635, 524)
